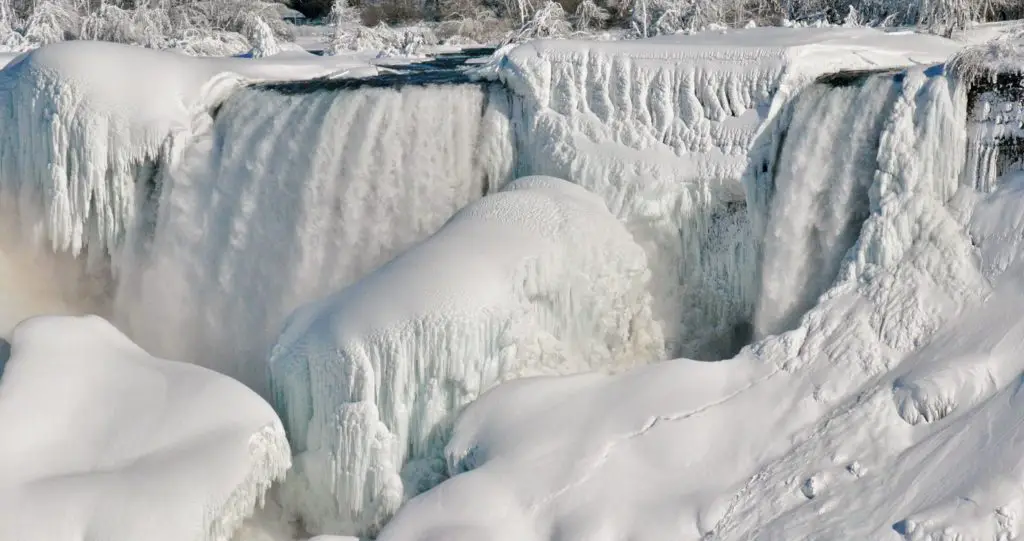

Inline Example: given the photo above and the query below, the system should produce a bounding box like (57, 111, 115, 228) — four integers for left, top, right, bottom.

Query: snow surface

(0, 315, 290, 541)
(376, 66, 1020, 541)
(499, 27, 963, 360)
(269, 176, 663, 537)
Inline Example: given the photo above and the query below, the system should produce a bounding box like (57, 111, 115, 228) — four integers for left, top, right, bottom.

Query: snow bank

(498, 26, 962, 360)
(114, 81, 514, 395)
(0, 315, 290, 541)
(0, 41, 377, 261)
(377, 68, 1004, 541)
(269, 176, 663, 537)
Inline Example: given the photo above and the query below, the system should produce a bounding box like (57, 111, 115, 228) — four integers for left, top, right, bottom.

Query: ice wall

(269, 176, 663, 537)
(498, 28, 960, 359)
(751, 76, 897, 339)
(115, 81, 515, 395)
(377, 67, 990, 541)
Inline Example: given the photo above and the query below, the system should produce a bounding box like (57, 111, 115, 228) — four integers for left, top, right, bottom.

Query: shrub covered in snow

(329, 21, 438, 55)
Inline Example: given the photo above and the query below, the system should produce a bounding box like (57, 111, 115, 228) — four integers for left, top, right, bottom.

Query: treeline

(309, 0, 1023, 38)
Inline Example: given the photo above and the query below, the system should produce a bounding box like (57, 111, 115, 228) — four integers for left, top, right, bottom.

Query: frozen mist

(1, 24, 1024, 541)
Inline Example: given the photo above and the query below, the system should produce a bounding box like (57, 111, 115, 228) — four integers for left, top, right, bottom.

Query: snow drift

(0, 315, 290, 541)
(376, 65, 1014, 541)
(269, 175, 663, 537)
(498, 27, 962, 360)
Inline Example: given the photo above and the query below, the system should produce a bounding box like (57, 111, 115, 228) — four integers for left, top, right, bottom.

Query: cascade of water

(752, 76, 899, 339)
(113, 82, 515, 395)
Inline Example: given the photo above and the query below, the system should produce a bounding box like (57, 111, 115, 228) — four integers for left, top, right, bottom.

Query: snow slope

(0, 315, 290, 541)
(269, 176, 663, 537)
(376, 66, 1011, 541)
(500, 27, 963, 360)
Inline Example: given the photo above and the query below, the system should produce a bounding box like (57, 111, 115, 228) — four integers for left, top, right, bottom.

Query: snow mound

(0, 314, 290, 541)
(376, 67, 1015, 541)
(269, 176, 663, 537)
(500, 26, 962, 360)
(0, 41, 377, 260)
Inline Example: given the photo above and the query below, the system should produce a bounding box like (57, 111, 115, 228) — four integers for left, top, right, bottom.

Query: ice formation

(377, 64, 1020, 541)
(114, 80, 514, 394)
(751, 75, 897, 339)
(0, 42, 379, 262)
(0, 315, 290, 541)
(500, 27, 961, 358)
(1, 26, 1021, 541)
(269, 175, 663, 537)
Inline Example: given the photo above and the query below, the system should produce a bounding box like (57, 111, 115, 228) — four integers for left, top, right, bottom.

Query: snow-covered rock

(269, 176, 663, 537)
(0, 314, 290, 541)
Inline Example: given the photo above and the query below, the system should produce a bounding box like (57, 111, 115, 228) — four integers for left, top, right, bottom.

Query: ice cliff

(268, 176, 663, 536)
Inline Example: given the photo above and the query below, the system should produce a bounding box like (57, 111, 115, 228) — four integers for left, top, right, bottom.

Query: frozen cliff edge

(494, 27, 962, 360)
(0, 41, 377, 261)
(0, 314, 290, 541)
(375, 68, 1024, 541)
(268, 176, 664, 537)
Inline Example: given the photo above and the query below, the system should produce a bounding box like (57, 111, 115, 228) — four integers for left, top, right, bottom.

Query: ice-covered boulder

(268, 175, 663, 536)
(0, 315, 290, 541)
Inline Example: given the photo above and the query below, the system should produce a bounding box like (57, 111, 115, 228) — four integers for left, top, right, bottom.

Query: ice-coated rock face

(268, 175, 664, 537)
(0, 314, 290, 541)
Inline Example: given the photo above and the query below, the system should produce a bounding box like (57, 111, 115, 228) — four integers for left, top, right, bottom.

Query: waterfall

(114, 81, 515, 394)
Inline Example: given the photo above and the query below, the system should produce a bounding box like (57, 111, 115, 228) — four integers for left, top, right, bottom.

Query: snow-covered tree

(573, 0, 610, 31)
(503, 0, 571, 44)
(327, 0, 359, 24)
(241, 13, 280, 58)
(24, 0, 78, 45)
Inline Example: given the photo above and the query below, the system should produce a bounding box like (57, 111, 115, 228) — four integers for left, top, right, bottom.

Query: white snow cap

(0, 315, 290, 541)
(269, 175, 664, 537)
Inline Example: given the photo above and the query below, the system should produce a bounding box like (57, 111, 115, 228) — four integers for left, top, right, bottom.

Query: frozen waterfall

(751, 75, 898, 339)
(114, 80, 515, 394)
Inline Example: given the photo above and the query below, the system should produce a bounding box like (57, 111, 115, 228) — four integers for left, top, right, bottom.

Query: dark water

(253, 47, 497, 94)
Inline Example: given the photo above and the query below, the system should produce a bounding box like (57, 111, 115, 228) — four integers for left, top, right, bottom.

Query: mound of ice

(501, 27, 962, 360)
(269, 176, 663, 537)
(376, 68, 1013, 541)
(0, 315, 290, 541)
(0, 41, 376, 260)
